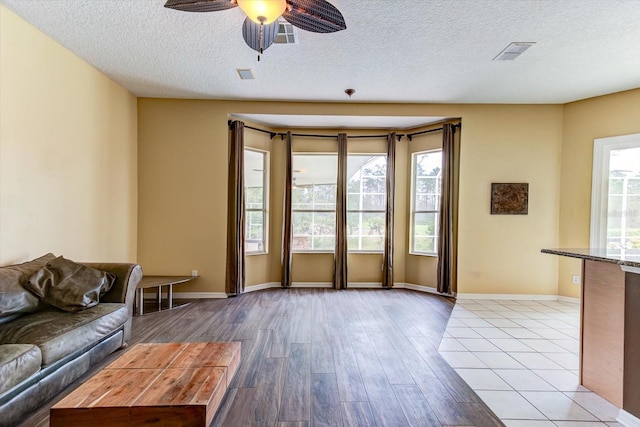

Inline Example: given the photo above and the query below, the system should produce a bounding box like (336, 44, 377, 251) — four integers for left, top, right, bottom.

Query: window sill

(291, 251, 385, 255)
(409, 252, 438, 258)
(246, 251, 268, 257)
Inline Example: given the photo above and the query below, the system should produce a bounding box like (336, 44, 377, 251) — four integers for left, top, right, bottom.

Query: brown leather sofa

(0, 256, 142, 427)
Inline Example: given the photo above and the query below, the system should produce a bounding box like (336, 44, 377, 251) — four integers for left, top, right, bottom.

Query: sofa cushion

(25, 256, 116, 312)
(0, 253, 56, 322)
(0, 344, 42, 395)
(0, 303, 127, 366)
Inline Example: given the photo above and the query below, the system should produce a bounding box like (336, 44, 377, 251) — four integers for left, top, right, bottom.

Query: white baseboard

(243, 281, 453, 296)
(398, 282, 457, 298)
(347, 282, 383, 289)
(456, 293, 581, 303)
(618, 409, 640, 427)
(456, 293, 559, 301)
(145, 284, 578, 304)
(558, 296, 580, 304)
(245, 282, 280, 293)
(292, 282, 333, 288)
(144, 292, 227, 299)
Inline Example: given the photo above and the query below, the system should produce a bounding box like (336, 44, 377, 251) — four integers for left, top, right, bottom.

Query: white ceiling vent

(236, 69, 255, 80)
(493, 42, 536, 61)
(274, 21, 298, 44)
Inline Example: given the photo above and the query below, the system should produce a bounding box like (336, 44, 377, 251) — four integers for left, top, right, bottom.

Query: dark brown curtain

(334, 133, 348, 289)
(437, 123, 459, 295)
(281, 132, 293, 288)
(225, 120, 245, 296)
(382, 132, 396, 288)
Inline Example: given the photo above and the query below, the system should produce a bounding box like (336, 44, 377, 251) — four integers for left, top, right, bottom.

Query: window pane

(292, 154, 338, 252)
(415, 193, 440, 211)
(292, 184, 336, 210)
(413, 212, 438, 254)
(292, 186, 313, 210)
(312, 212, 335, 236)
(414, 153, 441, 211)
(293, 155, 337, 190)
(245, 211, 264, 253)
(292, 211, 311, 250)
(609, 178, 623, 195)
(360, 158, 386, 177)
(628, 195, 640, 228)
(411, 151, 442, 255)
(313, 184, 336, 209)
(347, 212, 385, 251)
(313, 235, 335, 251)
(363, 177, 385, 193)
(606, 147, 640, 257)
(362, 194, 386, 210)
(413, 236, 436, 254)
(244, 149, 266, 253)
(347, 194, 360, 210)
(246, 187, 263, 209)
(415, 152, 442, 178)
(244, 150, 264, 207)
(347, 155, 386, 211)
(292, 211, 335, 251)
(347, 193, 386, 210)
(346, 155, 386, 252)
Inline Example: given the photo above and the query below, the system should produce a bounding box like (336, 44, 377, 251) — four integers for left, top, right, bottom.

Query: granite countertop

(542, 248, 640, 269)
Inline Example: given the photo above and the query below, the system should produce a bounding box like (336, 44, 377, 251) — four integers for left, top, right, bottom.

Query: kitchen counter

(543, 248, 640, 425)
(542, 248, 640, 270)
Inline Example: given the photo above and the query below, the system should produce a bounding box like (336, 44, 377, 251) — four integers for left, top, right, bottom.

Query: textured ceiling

(2, 0, 640, 104)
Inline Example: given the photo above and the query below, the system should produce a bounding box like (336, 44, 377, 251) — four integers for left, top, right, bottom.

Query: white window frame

(590, 133, 640, 252)
(410, 149, 442, 256)
(292, 152, 337, 253)
(244, 148, 269, 255)
(347, 154, 387, 253)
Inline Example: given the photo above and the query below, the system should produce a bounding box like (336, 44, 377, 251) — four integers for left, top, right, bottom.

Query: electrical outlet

(572, 275, 580, 284)
(192, 270, 198, 277)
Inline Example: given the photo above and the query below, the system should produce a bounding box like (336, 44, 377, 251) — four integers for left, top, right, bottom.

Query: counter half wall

(543, 248, 640, 425)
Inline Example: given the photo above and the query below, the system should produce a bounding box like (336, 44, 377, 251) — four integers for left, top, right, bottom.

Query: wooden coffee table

(50, 342, 241, 427)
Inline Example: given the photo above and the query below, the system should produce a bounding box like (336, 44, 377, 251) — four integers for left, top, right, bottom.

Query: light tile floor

(438, 299, 622, 427)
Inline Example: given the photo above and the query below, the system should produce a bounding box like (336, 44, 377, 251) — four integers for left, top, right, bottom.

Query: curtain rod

(277, 132, 404, 141)
(229, 119, 458, 141)
(228, 121, 277, 139)
(406, 123, 461, 141)
(227, 121, 403, 141)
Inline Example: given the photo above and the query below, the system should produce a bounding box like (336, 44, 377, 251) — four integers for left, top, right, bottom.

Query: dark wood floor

(19, 288, 504, 427)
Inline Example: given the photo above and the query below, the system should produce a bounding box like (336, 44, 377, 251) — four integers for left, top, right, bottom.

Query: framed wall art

(491, 183, 529, 215)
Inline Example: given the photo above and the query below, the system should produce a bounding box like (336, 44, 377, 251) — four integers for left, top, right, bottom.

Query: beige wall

(558, 89, 640, 297)
(0, 6, 138, 265)
(457, 105, 563, 295)
(138, 100, 565, 295)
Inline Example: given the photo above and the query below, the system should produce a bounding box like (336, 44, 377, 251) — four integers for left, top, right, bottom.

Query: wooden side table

(135, 275, 197, 315)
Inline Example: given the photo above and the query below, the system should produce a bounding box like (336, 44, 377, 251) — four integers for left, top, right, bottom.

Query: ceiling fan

(164, 0, 346, 58)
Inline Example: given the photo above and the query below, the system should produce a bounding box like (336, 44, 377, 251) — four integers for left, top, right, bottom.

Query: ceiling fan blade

(282, 0, 346, 33)
(164, 0, 237, 13)
(242, 18, 279, 53)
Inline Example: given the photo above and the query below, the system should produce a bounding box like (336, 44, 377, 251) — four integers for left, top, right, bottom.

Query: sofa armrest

(82, 263, 143, 343)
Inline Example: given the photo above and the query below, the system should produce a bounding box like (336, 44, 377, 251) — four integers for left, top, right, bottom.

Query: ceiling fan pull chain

(258, 22, 264, 61)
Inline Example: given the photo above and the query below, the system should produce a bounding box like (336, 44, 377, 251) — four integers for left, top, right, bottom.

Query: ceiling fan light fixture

(237, 0, 287, 24)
